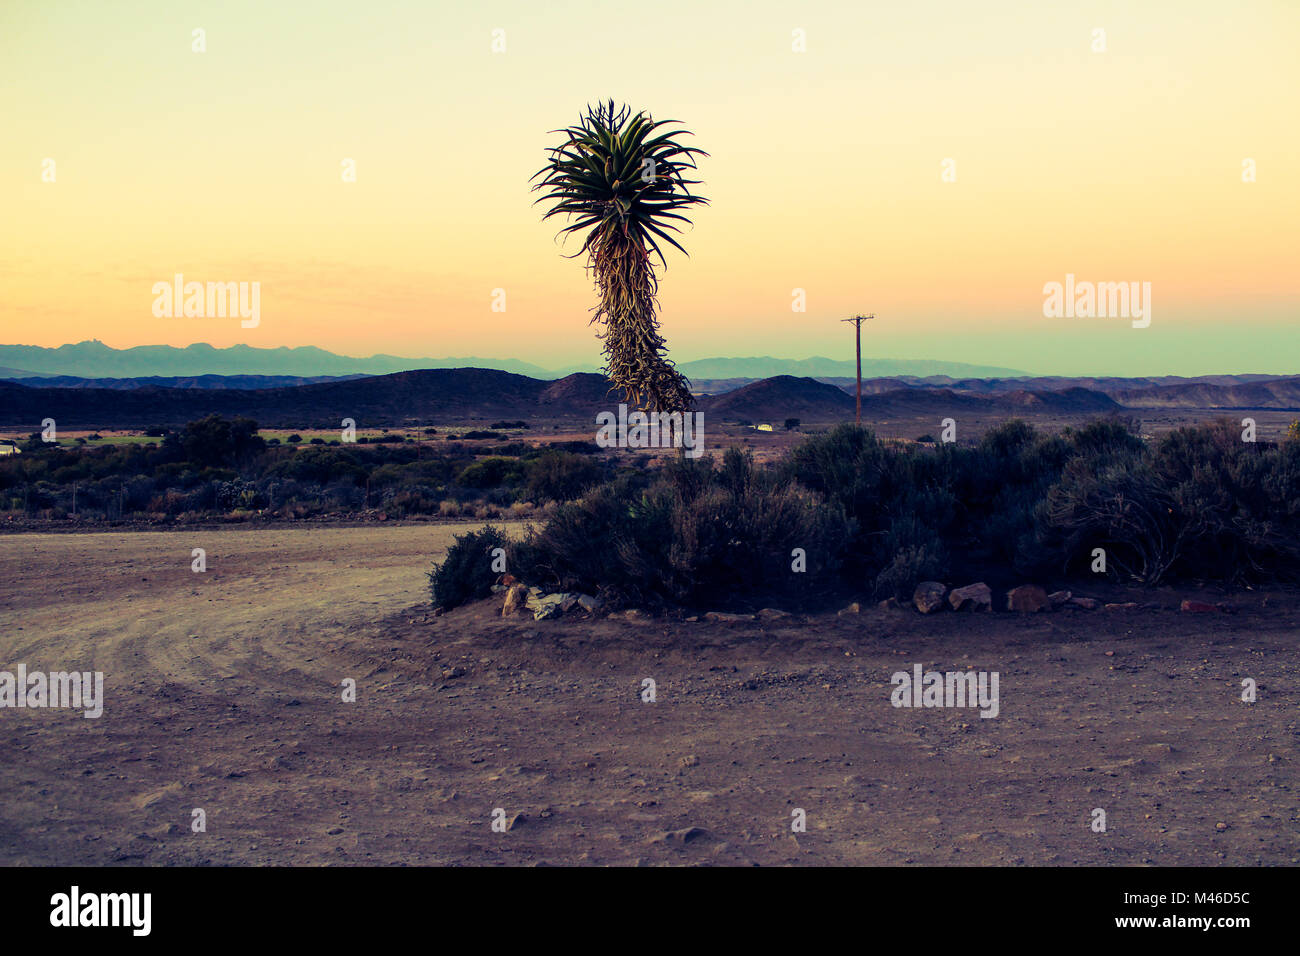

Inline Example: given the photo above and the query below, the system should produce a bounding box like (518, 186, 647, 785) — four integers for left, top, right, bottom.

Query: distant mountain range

(2, 367, 1297, 431)
(0, 341, 558, 379)
(0, 341, 1029, 382)
(677, 356, 1029, 379)
(4, 373, 366, 390)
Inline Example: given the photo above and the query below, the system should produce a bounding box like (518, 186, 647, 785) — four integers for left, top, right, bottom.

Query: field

(2, 524, 1297, 866)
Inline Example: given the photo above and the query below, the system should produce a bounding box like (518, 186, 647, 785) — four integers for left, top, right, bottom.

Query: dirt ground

(1, 524, 1297, 866)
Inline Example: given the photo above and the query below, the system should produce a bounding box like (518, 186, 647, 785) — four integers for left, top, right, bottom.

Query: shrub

(511, 448, 853, 611)
(458, 457, 525, 489)
(525, 449, 603, 502)
(175, 415, 265, 468)
(1039, 420, 1300, 584)
(428, 525, 510, 609)
(873, 518, 948, 599)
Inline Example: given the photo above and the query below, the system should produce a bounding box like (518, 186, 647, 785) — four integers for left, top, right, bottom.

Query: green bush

(458, 457, 524, 490)
(511, 448, 853, 611)
(428, 525, 510, 609)
(1039, 420, 1300, 584)
(525, 449, 603, 502)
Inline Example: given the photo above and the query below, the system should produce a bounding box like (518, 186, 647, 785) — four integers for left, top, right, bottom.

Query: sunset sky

(2, 0, 1297, 376)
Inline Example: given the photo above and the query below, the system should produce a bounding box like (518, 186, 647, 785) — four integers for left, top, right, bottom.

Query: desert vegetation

(0, 414, 608, 522)
(533, 100, 707, 412)
(431, 417, 1300, 613)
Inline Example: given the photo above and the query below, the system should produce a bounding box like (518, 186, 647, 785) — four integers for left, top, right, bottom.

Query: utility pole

(841, 314, 874, 425)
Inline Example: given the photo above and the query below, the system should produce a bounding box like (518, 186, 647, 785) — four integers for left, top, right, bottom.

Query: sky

(2, 0, 1297, 376)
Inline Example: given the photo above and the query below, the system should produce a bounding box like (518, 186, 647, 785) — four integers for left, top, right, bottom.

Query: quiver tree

(532, 100, 707, 413)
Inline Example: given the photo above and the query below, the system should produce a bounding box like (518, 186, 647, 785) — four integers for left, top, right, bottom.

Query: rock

(1180, 600, 1219, 613)
(532, 598, 564, 621)
(679, 754, 699, 768)
(507, 812, 527, 831)
(913, 581, 949, 614)
(948, 582, 992, 612)
(502, 584, 529, 617)
(1068, 596, 1099, 610)
(1048, 590, 1072, 607)
(1104, 602, 1140, 611)
(838, 602, 861, 616)
(525, 588, 566, 621)
(575, 593, 603, 614)
(703, 611, 756, 622)
(441, 666, 466, 679)
(1006, 585, 1050, 613)
(757, 608, 791, 621)
(656, 826, 714, 845)
(610, 609, 647, 621)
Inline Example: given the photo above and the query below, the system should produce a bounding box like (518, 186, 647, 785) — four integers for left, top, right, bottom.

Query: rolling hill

(0, 366, 1291, 432)
(0, 370, 625, 429)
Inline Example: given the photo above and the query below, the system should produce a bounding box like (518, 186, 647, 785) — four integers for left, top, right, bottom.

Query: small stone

(679, 754, 700, 768)
(757, 608, 791, 620)
(1104, 602, 1140, 611)
(502, 584, 529, 617)
(533, 599, 564, 621)
(838, 602, 861, 616)
(1006, 585, 1050, 613)
(913, 581, 948, 614)
(703, 611, 755, 622)
(1048, 590, 1072, 606)
(658, 826, 713, 845)
(949, 582, 992, 612)
(1069, 596, 1099, 610)
(441, 666, 466, 680)
(1180, 600, 1219, 613)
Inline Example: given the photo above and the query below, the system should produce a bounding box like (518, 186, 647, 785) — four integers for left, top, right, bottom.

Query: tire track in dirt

(2, 525, 1299, 866)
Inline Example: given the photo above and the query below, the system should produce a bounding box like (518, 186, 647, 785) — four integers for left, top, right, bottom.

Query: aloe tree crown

(531, 99, 708, 266)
